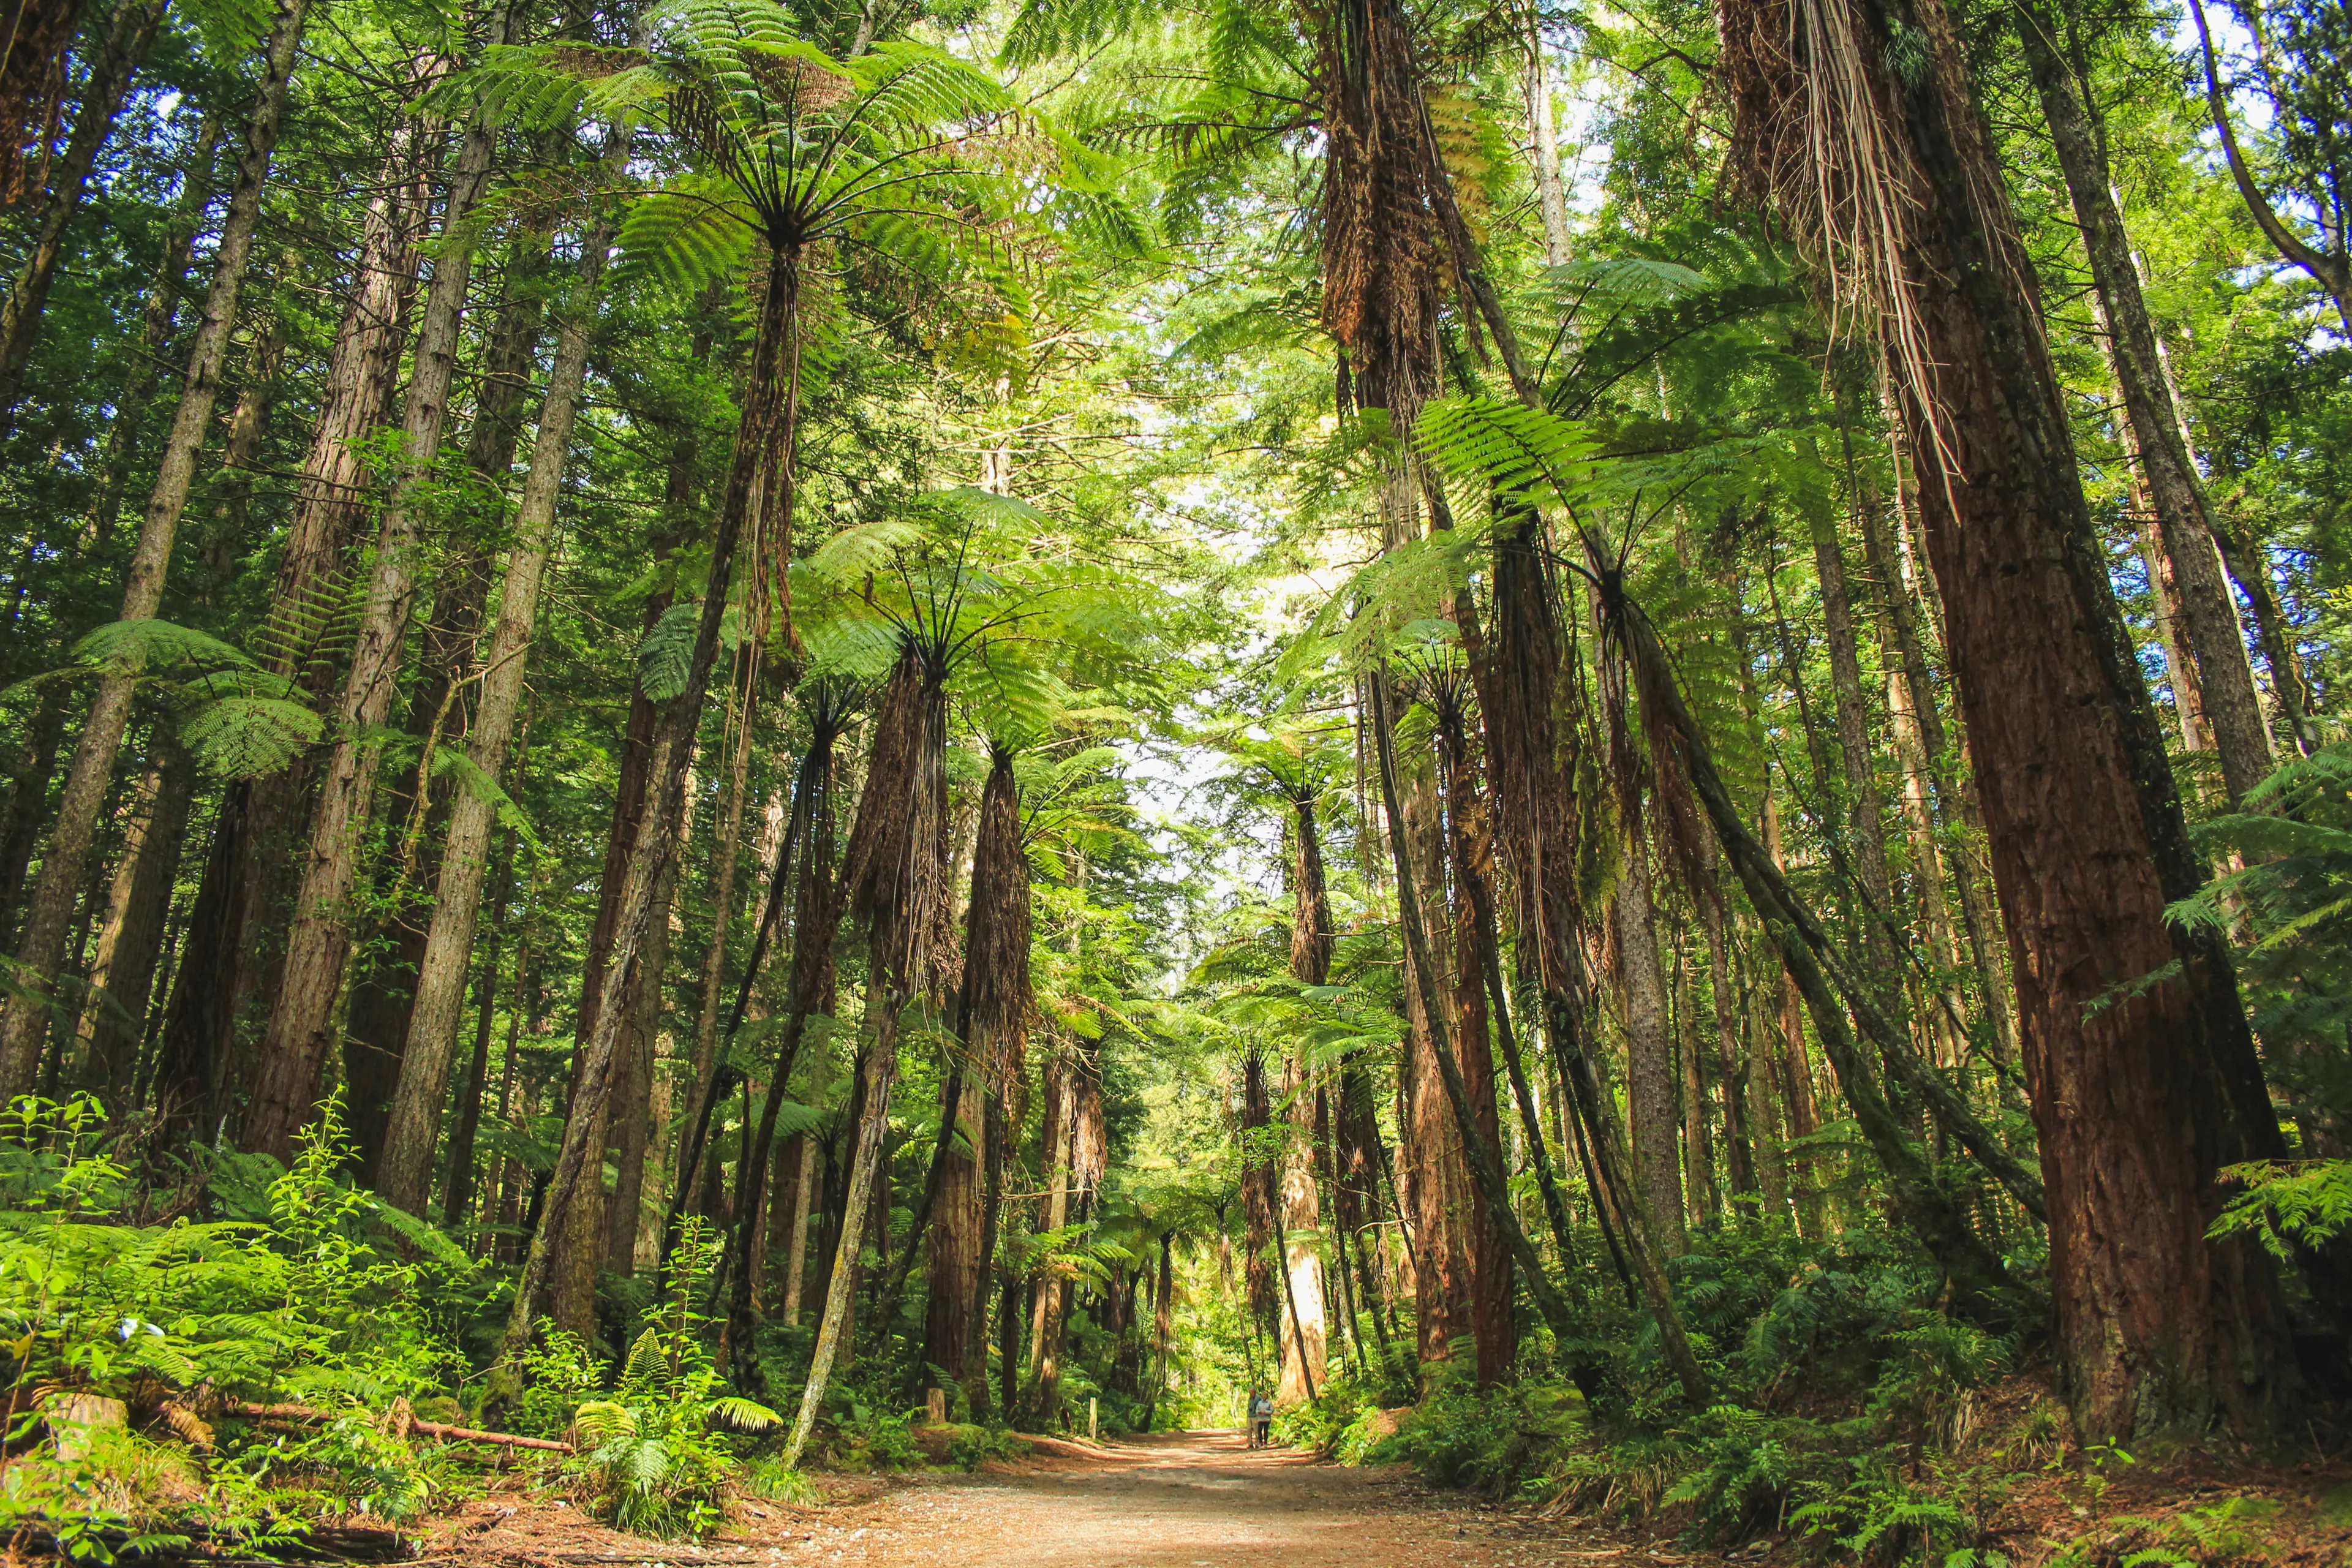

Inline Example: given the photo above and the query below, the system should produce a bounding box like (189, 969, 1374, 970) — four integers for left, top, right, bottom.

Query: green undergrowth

(1292, 1221, 2313, 1566)
(0, 1095, 837, 1554)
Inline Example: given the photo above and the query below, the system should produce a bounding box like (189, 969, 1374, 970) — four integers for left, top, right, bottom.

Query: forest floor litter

(411, 1430, 1688, 1567)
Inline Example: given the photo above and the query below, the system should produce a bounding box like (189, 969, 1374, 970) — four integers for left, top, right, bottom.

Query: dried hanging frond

(1714, 0, 1955, 480)
(960, 743, 1035, 1095)
(745, 51, 853, 113)
(839, 641, 955, 998)
(1464, 503, 1586, 995)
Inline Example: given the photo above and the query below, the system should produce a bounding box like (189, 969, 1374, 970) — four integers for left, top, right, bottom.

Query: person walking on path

(1248, 1389, 1274, 1449)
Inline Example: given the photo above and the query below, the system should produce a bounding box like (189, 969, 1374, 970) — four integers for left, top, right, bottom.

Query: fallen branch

(230, 1401, 574, 1453)
(2, 1521, 411, 1564)
(1011, 1432, 1117, 1460)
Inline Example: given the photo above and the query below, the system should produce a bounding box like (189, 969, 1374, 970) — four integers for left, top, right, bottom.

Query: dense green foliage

(0, 0, 2347, 1552)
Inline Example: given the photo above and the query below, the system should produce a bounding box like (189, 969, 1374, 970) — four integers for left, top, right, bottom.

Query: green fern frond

(181, 698, 325, 778)
(614, 181, 759, 293)
(429, 749, 543, 850)
(1414, 396, 1599, 511)
(73, 619, 254, 675)
(706, 1395, 782, 1431)
(636, 601, 703, 702)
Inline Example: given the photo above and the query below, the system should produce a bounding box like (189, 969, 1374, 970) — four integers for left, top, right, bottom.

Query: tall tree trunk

(1851, 463, 2016, 1063)
(1469, 511, 1691, 1373)
(1760, 785, 1822, 1229)
(1674, 931, 1719, 1229)
(1372, 671, 1702, 1400)
(1523, 13, 1570, 269)
(728, 696, 851, 1365)
(81, 110, 221, 551)
(0, 0, 167, 432)
(785, 641, 951, 1447)
(440, 832, 513, 1230)
(1331, 1057, 1393, 1360)
(1612, 814, 1686, 1257)
(1698, 854, 1754, 1197)
(0, 0, 307, 1097)
(74, 736, 190, 1110)
(2019, 6, 2277, 796)
(0, 704, 61, 944)
(601, 818, 683, 1283)
(249, 33, 514, 1161)
(925, 744, 1030, 1408)
(783, 1027, 902, 1466)
(1805, 489, 1899, 990)
(1276, 1052, 1330, 1404)
(1721, 0, 2296, 1430)
(376, 217, 605, 1216)
(2133, 488, 2211, 755)
(0, 0, 82, 209)
(774, 1133, 810, 1322)
(1239, 1047, 1280, 1344)
(1023, 1044, 1076, 1425)
(1738, 935, 1790, 1219)
(1430, 711, 1512, 1385)
(344, 253, 550, 1181)
(163, 95, 434, 1141)
(673, 666, 758, 1242)
(499, 244, 802, 1361)
(141, 322, 282, 1132)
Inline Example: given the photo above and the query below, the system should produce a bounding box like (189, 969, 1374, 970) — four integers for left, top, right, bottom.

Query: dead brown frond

(745, 51, 853, 113)
(840, 643, 955, 998)
(1713, 0, 1954, 481)
(962, 744, 1036, 1096)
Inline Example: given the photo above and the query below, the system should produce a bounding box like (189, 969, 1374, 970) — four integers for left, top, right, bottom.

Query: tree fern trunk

(75, 736, 190, 1112)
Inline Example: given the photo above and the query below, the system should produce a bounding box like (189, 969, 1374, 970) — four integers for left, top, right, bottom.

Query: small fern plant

(565, 1217, 780, 1537)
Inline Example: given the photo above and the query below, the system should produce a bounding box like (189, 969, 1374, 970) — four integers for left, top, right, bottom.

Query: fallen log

(1009, 1431, 1117, 1461)
(228, 1401, 574, 1453)
(1, 1521, 410, 1563)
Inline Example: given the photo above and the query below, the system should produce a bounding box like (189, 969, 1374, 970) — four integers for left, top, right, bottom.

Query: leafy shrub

(510, 1328, 603, 1441)
(738, 1456, 820, 1503)
(1268, 1366, 1371, 1454)
(564, 1218, 780, 1538)
(0, 1094, 473, 1419)
(943, 1423, 1028, 1470)
(1359, 1370, 1581, 1498)
(818, 1397, 925, 1470)
(1660, 1404, 1819, 1534)
(293, 1411, 438, 1523)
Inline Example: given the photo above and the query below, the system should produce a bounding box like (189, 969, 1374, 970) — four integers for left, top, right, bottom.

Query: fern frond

(614, 181, 758, 293)
(636, 601, 703, 702)
(74, 619, 254, 675)
(181, 698, 325, 778)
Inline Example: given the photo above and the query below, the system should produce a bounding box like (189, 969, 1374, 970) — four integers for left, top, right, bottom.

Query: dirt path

(778, 1429, 1603, 1567)
(432, 1429, 1672, 1567)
